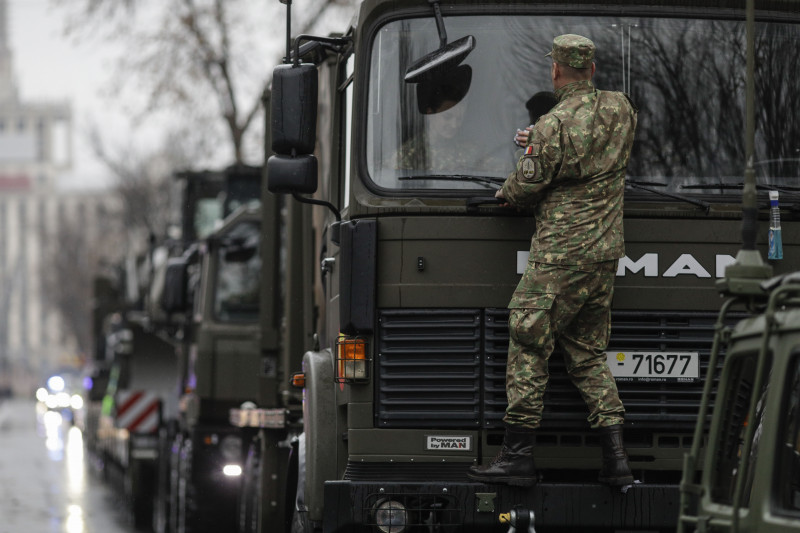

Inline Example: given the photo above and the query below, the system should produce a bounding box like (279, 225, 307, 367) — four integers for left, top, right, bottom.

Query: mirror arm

(428, 0, 448, 48)
(291, 192, 342, 222)
(293, 35, 353, 66)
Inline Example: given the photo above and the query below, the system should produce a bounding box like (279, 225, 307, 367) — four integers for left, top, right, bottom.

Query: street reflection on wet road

(0, 399, 135, 533)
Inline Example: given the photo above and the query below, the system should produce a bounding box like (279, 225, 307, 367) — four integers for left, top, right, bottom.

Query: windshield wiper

(681, 183, 800, 196)
(627, 179, 710, 212)
(398, 175, 504, 189)
(625, 179, 667, 187)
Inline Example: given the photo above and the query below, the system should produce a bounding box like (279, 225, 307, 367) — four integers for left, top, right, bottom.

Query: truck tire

(177, 438, 197, 533)
(239, 440, 261, 533)
(153, 426, 174, 533)
(129, 459, 155, 530)
(290, 509, 320, 533)
(168, 434, 184, 533)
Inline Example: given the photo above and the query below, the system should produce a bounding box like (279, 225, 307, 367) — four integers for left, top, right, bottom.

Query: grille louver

(377, 308, 734, 430)
(376, 309, 481, 428)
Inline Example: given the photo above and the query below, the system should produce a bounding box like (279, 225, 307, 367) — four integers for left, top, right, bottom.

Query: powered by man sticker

(426, 436, 472, 451)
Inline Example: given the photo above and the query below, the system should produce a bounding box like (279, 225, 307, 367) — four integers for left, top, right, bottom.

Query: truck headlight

(375, 500, 407, 533)
(222, 464, 242, 477)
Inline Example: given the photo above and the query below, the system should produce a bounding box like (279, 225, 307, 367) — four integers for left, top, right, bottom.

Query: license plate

(607, 351, 699, 383)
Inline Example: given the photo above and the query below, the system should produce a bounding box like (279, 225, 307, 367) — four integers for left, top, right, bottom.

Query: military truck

(676, 1, 800, 531)
(155, 165, 267, 533)
(95, 314, 177, 529)
(81, 169, 227, 531)
(81, 165, 264, 533)
(676, 270, 800, 533)
(256, 0, 800, 531)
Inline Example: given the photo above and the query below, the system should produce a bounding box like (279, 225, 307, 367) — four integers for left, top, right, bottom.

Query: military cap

(546, 34, 595, 69)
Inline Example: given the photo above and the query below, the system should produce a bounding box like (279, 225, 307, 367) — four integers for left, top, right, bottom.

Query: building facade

(0, 0, 117, 395)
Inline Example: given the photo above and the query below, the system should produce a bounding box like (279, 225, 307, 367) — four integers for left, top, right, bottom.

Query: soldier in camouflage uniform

(468, 34, 638, 487)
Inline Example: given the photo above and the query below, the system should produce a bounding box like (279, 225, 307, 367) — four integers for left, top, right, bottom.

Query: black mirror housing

(267, 154, 318, 194)
(271, 63, 318, 155)
(405, 35, 476, 83)
(161, 258, 189, 314)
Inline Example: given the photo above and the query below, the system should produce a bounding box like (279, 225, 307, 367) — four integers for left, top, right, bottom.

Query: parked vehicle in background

(83, 165, 264, 532)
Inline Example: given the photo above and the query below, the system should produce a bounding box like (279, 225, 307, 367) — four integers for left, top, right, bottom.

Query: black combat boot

(467, 425, 537, 487)
(597, 424, 634, 486)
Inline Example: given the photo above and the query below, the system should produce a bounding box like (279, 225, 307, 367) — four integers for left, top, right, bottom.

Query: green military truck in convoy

(242, 0, 800, 531)
(677, 269, 800, 533)
(676, 2, 800, 531)
(82, 166, 268, 533)
(153, 165, 267, 533)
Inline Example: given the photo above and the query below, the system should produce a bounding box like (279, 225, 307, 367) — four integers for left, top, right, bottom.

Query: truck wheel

(290, 509, 320, 533)
(129, 460, 155, 530)
(153, 428, 173, 533)
(239, 441, 261, 533)
(168, 434, 184, 533)
(177, 438, 197, 533)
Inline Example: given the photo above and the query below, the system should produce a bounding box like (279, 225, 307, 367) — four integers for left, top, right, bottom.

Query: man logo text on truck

(517, 252, 736, 277)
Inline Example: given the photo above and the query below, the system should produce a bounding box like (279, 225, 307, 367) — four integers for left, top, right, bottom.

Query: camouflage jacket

(502, 80, 637, 265)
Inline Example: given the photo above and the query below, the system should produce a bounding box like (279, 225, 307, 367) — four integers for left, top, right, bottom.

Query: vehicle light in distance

(375, 500, 407, 533)
(222, 464, 242, 477)
(36, 387, 49, 403)
(70, 394, 84, 410)
(335, 335, 369, 383)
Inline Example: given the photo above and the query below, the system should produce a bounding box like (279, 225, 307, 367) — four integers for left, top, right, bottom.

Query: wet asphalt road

(0, 398, 135, 533)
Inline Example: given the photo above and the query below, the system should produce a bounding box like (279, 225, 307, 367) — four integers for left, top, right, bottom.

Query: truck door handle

(321, 257, 335, 274)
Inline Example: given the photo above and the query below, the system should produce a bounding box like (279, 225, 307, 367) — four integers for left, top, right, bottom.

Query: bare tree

(88, 125, 185, 246)
(53, 0, 352, 167)
(41, 198, 126, 357)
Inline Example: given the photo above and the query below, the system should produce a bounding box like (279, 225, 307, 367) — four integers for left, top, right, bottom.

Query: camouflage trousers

(504, 260, 625, 430)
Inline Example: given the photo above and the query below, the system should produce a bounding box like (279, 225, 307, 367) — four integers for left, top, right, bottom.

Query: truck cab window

(366, 15, 800, 196)
(776, 354, 800, 514)
(709, 353, 770, 506)
(213, 222, 260, 322)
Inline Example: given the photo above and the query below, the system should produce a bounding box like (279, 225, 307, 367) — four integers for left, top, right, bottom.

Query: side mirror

(405, 35, 476, 83)
(415, 64, 472, 114)
(267, 154, 318, 194)
(161, 257, 189, 314)
(271, 63, 318, 155)
(222, 234, 259, 263)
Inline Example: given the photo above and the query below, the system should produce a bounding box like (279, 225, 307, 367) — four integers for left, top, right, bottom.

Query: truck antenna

(715, 0, 773, 298)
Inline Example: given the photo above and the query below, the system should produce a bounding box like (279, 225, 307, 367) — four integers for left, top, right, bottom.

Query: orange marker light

(336, 335, 368, 382)
(291, 372, 306, 388)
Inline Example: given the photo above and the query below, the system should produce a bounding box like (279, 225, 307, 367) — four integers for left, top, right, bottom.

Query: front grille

(377, 308, 735, 431)
(376, 309, 481, 428)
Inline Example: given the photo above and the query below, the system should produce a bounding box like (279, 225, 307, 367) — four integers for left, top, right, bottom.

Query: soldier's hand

(495, 188, 512, 208)
(513, 125, 533, 147)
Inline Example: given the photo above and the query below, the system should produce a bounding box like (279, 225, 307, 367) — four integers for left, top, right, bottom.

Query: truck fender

(302, 349, 337, 522)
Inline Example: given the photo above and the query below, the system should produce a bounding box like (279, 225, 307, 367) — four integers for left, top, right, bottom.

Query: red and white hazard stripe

(116, 390, 161, 434)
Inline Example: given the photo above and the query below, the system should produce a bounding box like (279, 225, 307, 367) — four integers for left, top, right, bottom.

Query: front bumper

(323, 480, 678, 532)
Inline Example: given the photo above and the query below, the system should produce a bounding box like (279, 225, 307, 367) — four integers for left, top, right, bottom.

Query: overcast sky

(6, 0, 357, 191)
(8, 0, 124, 190)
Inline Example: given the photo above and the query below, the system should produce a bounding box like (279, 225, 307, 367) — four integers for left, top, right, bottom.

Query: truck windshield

(213, 221, 260, 322)
(366, 14, 800, 195)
